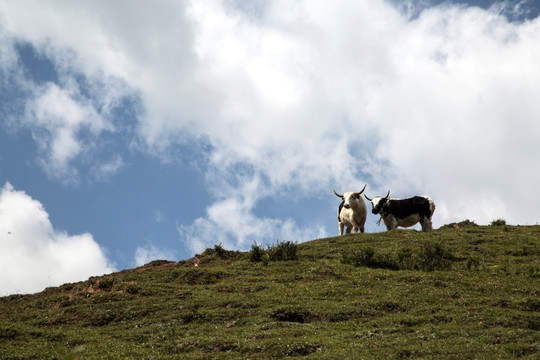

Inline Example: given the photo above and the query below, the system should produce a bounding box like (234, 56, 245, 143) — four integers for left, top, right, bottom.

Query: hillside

(1, 223, 539, 359)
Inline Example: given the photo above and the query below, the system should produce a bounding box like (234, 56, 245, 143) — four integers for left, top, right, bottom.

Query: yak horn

(358, 184, 367, 195)
(333, 189, 343, 198)
(384, 190, 390, 200)
(364, 194, 372, 201)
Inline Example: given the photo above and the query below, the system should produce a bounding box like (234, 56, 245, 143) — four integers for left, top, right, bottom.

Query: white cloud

(134, 244, 175, 267)
(91, 155, 125, 182)
(179, 176, 328, 253)
(22, 82, 114, 184)
(366, 3, 540, 225)
(1, 1, 540, 254)
(179, 0, 540, 245)
(0, 182, 115, 295)
(153, 209, 165, 224)
(0, 28, 18, 79)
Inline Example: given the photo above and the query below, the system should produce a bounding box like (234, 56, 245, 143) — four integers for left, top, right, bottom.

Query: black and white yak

(364, 191, 435, 232)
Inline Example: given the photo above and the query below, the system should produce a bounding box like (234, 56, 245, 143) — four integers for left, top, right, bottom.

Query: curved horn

(364, 194, 372, 201)
(333, 189, 344, 198)
(384, 190, 390, 200)
(358, 184, 367, 195)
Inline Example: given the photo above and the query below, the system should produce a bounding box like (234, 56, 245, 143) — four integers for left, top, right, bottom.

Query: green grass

(1, 223, 539, 359)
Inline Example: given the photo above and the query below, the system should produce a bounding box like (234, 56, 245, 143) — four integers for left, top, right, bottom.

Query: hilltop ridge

(1, 224, 539, 359)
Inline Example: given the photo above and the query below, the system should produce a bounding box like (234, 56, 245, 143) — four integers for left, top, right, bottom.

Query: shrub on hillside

(396, 247, 416, 270)
(490, 218, 507, 226)
(341, 247, 399, 270)
(200, 244, 242, 262)
(250, 241, 298, 262)
(417, 241, 455, 271)
(268, 241, 298, 261)
(250, 243, 265, 262)
(341, 241, 456, 271)
(440, 220, 478, 229)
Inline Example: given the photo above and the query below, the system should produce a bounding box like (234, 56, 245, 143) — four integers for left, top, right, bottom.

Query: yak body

(366, 192, 435, 232)
(334, 185, 367, 235)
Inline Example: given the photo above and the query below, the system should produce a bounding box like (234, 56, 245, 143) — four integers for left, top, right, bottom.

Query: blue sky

(1, 0, 540, 295)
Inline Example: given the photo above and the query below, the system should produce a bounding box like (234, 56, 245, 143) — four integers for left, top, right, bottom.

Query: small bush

(396, 248, 416, 270)
(440, 220, 478, 229)
(342, 242, 455, 271)
(250, 241, 298, 262)
(143, 260, 175, 268)
(97, 277, 115, 291)
(250, 243, 265, 262)
(271, 308, 312, 323)
(117, 282, 140, 295)
(341, 247, 399, 270)
(418, 241, 455, 271)
(358, 247, 376, 267)
(268, 241, 298, 261)
(200, 244, 241, 262)
(490, 218, 507, 226)
(213, 243, 227, 258)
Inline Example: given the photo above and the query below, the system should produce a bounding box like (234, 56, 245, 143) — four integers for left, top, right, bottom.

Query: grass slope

(1, 223, 539, 359)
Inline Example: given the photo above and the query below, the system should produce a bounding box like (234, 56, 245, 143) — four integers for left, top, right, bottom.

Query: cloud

(179, 178, 328, 253)
(0, 182, 115, 295)
(368, 3, 540, 224)
(1, 1, 540, 254)
(22, 82, 115, 184)
(134, 244, 175, 267)
(91, 155, 125, 182)
(153, 209, 165, 224)
(180, 1, 540, 247)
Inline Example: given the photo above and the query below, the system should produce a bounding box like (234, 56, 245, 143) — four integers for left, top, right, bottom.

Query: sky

(1, 0, 539, 295)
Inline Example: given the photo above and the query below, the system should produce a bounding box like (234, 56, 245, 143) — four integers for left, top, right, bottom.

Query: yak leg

(421, 218, 433, 232)
(386, 217, 398, 231)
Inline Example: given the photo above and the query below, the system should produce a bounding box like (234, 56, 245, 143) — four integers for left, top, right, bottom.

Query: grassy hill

(1, 222, 539, 359)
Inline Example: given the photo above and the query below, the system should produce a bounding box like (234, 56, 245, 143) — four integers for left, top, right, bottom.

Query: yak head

(364, 190, 390, 214)
(334, 184, 367, 209)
